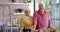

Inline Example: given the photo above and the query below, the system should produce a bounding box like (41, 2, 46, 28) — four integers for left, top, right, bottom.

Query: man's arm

(33, 12, 37, 30)
(48, 19, 56, 31)
(48, 19, 52, 28)
(48, 13, 52, 28)
(48, 13, 56, 31)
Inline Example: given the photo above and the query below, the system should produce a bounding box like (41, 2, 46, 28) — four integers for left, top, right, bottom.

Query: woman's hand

(31, 29, 38, 32)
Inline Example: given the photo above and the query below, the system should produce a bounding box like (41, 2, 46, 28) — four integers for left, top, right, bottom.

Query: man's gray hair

(39, 2, 45, 9)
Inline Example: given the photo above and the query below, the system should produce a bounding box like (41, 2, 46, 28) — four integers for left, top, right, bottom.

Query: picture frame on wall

(11, 0, 15, 2)
(23, 0, 31, 3)
(23, 0, 27, 3)
(9, 0, 15, 2)
(9, 0, 19, 3)
(27, 0, 31, 3)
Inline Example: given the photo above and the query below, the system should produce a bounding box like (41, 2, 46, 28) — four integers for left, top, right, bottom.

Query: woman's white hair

(24, 8, 30, 12)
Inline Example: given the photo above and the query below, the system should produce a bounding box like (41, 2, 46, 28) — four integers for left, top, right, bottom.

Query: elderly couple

(20, 2, 56, 32)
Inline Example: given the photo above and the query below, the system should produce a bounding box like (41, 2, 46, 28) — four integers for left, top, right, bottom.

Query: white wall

(0, 0, 29, 25)
(0, 0, 23, 3)
(0, 4, 29, 20)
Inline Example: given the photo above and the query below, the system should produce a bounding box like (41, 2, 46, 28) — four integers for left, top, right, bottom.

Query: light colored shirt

(33, 10, 51, 32)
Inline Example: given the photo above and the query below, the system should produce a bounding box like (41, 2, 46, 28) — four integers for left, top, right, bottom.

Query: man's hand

(50, 26, 56, 31)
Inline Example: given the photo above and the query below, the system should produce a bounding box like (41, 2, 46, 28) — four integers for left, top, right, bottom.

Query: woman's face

(24, 10, 30, 16)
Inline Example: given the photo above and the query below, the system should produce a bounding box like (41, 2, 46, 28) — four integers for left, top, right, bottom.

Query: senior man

(33, 2, 55, 32)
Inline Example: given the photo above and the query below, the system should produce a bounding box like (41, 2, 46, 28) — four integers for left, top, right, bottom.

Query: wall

(0, 0, 29, 25)
(0, 0, 23, 3)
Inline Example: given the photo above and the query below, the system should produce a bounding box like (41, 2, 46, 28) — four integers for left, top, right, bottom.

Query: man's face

(39, 3, 45, 10)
